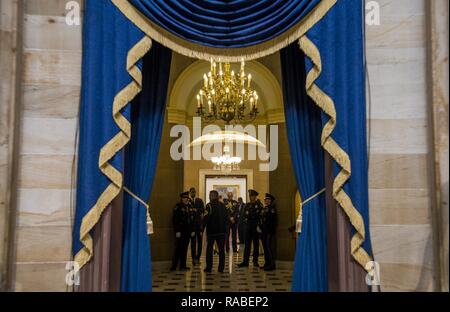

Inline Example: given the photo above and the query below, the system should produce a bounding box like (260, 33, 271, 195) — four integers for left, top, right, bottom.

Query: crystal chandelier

(196, 59, 259, 124)
(211, 145, 242, 171)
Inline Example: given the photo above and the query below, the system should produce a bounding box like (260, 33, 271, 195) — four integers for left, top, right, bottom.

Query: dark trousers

(262, 232, 275, 268)
(238, 221, 246, 244)
(206, 234, 225, 271)
(171, 232, 190, 269)
(225, 223, 238, 252)
(190, 229, 203, 261)
(242, 226, 260, 265)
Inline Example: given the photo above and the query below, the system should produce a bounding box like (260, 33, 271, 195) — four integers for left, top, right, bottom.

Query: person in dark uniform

(188, 187, 205, 265)
(170, 191, 193, 271)
(238, 189, 263, 268)
(224, 192, 239, 253)
(237, 197, 246, 244)
(260, 193, 277, 271)
(203, 190, 228, 273)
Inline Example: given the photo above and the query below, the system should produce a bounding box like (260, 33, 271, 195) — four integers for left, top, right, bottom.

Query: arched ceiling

(167, 59, 285, 124)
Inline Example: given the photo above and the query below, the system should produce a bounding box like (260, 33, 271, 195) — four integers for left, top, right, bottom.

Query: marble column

(0, 0, 23, 291)
(427, 0, 449, 292)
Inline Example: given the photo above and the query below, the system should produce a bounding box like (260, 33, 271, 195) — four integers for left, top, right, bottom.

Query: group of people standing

(170, 187, 277, 273)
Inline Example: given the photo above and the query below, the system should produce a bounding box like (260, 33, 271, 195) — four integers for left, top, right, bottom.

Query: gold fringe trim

(74, 36, 153, 270)
(111, 0, 337, 62)
(298, 36, 372, 271)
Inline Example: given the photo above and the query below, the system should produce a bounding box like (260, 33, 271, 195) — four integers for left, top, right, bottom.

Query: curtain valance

(112, 0, 334, 61)
(128, 0, 321, 47)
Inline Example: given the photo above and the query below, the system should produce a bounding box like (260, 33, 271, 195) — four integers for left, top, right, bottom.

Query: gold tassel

(123, 186, 154, 235)
(296, 188, 326, 234)
(296, 202, 303, 233)
(146, 208, 154, 235)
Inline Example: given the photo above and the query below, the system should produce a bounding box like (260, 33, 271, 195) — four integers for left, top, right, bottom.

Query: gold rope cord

(298, 36, 372, 271)
(111, 0, 337, 62)
(296, 188, 326, 233)
(74, 36, 153, 270)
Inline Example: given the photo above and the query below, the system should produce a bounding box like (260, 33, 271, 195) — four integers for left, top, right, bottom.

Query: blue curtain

(306, 0, 373, 258)
(73, 1, 146, 265)
(121, 43, 172, 292)
(128, 0, 321, 47)
(281, 45, 328, 292)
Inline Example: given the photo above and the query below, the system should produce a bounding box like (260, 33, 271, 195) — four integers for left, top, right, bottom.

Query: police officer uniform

(189, 194, 205, 265)
(260, 193, 277, 271)
(170, 192, 193, 271)
(224, 197, 239, 252)
(238, 190, 263, 267)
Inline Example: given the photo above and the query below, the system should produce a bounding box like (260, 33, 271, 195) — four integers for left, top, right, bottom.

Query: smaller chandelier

(211, 145, 242, 171)
(196, 59, 259, 124)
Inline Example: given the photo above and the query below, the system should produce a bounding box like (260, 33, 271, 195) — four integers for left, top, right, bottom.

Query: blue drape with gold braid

(121, 43, 172, 292)
(75, 0, 372, 292)
(281, 45, 328, 291)
(73, 1, 151, 271)
(301, 0, 374, 269)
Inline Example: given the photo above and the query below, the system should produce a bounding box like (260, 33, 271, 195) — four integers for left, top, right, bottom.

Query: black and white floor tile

(152, 245, 292, 292)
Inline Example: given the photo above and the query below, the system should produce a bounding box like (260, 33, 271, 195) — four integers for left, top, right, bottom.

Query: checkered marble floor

(152, 245, 292, 292)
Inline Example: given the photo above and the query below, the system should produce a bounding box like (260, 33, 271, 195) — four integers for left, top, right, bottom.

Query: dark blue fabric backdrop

(306, 0, 373, 258)
(129, 0, 321, 47)
(73, 0, 145, 265)
(281, 45, 328, 292)
(121, 43, 172, 292)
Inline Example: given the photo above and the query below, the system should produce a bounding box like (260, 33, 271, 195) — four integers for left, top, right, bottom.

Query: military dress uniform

(170, 192, 193, 271)
(238, 190, 263, 267)
(260, 193, 277, 271)
(189, 196, 205, 264)
(224, 198, 239, 252)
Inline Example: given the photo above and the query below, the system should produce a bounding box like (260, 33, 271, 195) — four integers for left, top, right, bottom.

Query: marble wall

(365, 0, 439, 291)
(1, 0, 447, 291)
(12, 0, 82, 291)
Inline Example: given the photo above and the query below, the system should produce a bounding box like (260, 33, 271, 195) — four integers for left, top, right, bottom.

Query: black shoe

(204, 268, 212, 273)
(218, 269, 224, 273)
(237, 262, 248, 268)
(253, 263, 260, 268)
(169, 266, 177, 271)
(179, 266, 190, 271)
(264, 266, 276, 271)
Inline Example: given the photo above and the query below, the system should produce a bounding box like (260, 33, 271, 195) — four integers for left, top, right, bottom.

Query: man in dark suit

(224, 192, 239, 253)
(203, 190, 228, 273)
(189, 187, 205, 265)
(237, 197, 246, 244)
